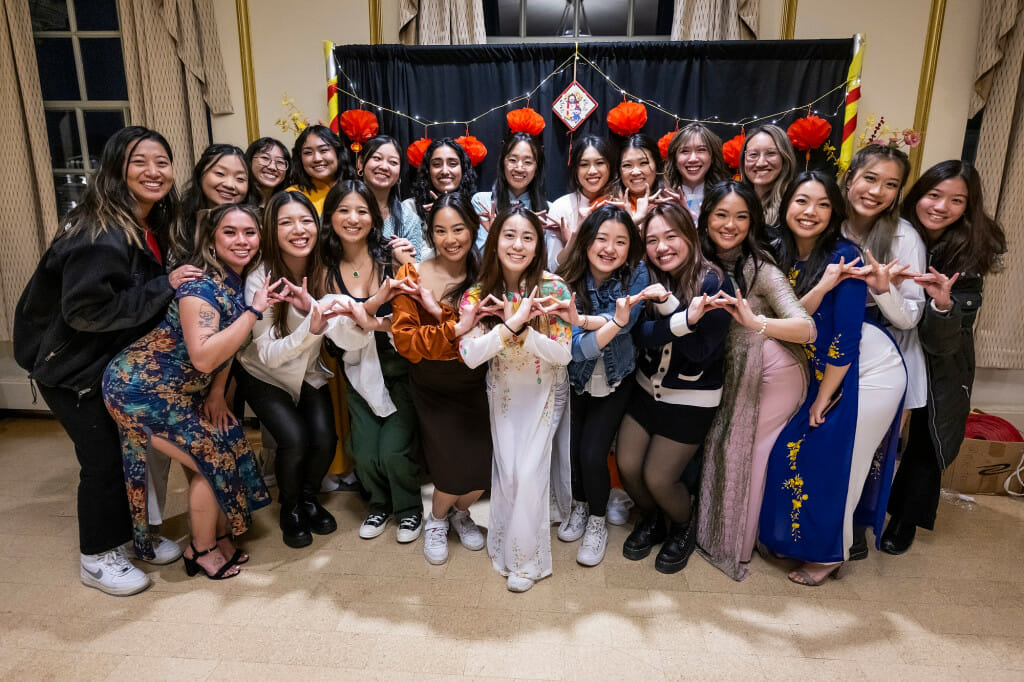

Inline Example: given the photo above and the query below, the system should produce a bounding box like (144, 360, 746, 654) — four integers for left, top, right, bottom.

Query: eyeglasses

(745, 150, 780, 163)
(255, 154, 289, 171)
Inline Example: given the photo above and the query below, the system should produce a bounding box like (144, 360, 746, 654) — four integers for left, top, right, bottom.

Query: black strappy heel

(183, 542, 240, 580)
(217, 533, 249, 565)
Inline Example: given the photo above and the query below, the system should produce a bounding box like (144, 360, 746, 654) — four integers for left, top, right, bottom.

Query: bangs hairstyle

(245, 137, 291, 197)
(425, 192, 481, 307)
(618, 133, 663, 196)
(738, 124, 797, 226)
(176, 143, 251, 265)
(902, 159, 1005, 276)
(320, 179, 391, 291)
(839, 143, 910, 263)
(493, 131, 546, 212)
(776, 170, 848, 297)
(60, 125, 180, 253)
(664, 124, 730, 190)
(567, 135, 617, 197)
(556, 204, 642, 314)
(698, 180, 772, 295)
(358, 135, 404, 222)
(189, 202, 262, 279)
(290, 125, 354, 192)
(641, 201, 720, 308)
(411, 138, 478, 221)
(476, 205, 549, 333)
(261, 190, 326, 338)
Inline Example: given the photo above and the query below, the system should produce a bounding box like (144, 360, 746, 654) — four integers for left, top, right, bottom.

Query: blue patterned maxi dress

(102, 271, 270, 560)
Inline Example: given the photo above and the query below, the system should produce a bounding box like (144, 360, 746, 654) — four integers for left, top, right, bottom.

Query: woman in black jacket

(13, 126, 203, 595)
(881, 160, 1007, 554)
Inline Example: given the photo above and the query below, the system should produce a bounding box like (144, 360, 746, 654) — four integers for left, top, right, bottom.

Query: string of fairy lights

(331, 43, 850, 134)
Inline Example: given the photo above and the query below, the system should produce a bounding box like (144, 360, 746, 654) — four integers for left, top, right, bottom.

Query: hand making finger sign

(817, 256, 862, 293)
(913, 266, 960, 311)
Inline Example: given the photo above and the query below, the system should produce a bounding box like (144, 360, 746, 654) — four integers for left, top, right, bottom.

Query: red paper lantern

(507, 107, 545, 136)
(406, 137, 432, 168)
(722, 133, 746, 170)
(606, 101, 647, 137)
(657, 131, 675, 160)
(787, 115, 832, 151)
(455, 135, 488, 166)
(337, 109, 379, 153)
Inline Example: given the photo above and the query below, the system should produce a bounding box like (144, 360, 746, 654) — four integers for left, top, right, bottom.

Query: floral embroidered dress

(458, 273, 572, 581)
(758, 241, 866, 563)
(103, 271, 270, 560)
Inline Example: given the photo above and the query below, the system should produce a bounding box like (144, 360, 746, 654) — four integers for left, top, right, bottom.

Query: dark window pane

(584, 0, 629, 36)
(74, 0, 118, 30)
(54, 173, 89, 222)
(29, 0, 70, 31)
(83, 110, 125, 167)
(634, 0, 669, 35)
(526, 0, 571, 37)
(80, 38, 127, 100)
(34, 37, 80, 100)
(44, 109, 81, 168)
(488, 0, 522, 37)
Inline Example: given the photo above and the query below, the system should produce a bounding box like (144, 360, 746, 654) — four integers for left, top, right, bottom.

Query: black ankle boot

(880, 517, 916, 555)
(280, 500, 312, 548)
(622, 511, 667, 561)
(301, 494, 338, 535)
(849, 524, 869, 561)
(655, 521, 696, 574)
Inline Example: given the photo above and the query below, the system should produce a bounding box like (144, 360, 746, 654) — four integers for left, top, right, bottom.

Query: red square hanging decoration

(553, 81, 597, 131)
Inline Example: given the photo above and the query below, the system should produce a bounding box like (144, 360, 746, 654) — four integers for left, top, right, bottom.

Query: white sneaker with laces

(396, 512, 423, 543)
(122, 535, 182, 565)
(606, 488, 634, 526)
(449, 508, 485, 550)
(422, 513, 449, 565)
(576, 515, 608, 566)
(80, 549, 152, 596)
(557, 500, 588, 542)
(359, 511, 390, 539)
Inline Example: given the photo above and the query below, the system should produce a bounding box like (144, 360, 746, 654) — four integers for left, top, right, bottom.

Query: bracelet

(610, 317, 626, 329)
(502, 321, 523, 336)
(244, 304, 263, 321)
(755, 315, 767, 336)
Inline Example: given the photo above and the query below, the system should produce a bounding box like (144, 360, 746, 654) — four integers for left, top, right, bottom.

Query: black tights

(615, 414, 700, 524)
(569, 382, 633, 517)
(235, 367, 337, 503)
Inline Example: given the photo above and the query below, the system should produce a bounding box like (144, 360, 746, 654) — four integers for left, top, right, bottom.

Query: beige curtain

(400, 0, 486, 45)
(0, 0, 58, 341)
(970, 0, 1024, 368)
(671, 0, 759, 41)
(118, 0, 233, 175)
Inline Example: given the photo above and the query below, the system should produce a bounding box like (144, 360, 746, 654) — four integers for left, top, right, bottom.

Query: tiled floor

(1, 415, 1023, 681)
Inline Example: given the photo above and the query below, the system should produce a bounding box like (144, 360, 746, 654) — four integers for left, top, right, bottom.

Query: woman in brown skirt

(391, 192, 492, 565)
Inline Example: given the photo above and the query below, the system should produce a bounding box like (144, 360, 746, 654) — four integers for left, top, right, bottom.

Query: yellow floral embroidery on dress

(782, 437, 808, 540)
(828, 334, 843, 360)
(788, 266, 800, 288)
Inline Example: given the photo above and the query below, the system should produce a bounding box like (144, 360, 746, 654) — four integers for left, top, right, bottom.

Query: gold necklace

(343, 257, 372, 278)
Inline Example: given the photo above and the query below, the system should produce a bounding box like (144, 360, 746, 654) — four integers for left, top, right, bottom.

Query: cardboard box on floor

(941, 438, 1024, 495)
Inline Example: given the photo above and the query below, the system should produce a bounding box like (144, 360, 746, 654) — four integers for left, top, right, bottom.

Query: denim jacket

(568, 265, 650, 393)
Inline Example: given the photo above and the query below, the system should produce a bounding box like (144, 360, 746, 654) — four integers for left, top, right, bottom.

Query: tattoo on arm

(197, 304, 218, 343)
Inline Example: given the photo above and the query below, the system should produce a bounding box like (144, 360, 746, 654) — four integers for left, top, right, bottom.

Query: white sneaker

(422, 513, 449, 565)
(557, 500, 588, 542)
(80, 549, 152, 596)
(606, 488, 634, 526)
(396, 512, 423, 543)
(507, 574, 534, 592)
(320, 473, 341, 492)
(121, 535, 182, 565)
(577, 515, 608, 566)
(449, 508, 485, 550)
(359, 511, 390, 539)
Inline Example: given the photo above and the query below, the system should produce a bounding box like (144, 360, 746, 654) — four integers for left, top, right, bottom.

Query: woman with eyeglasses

(245, 138, 291, 207)
(738, 124, 797, 243)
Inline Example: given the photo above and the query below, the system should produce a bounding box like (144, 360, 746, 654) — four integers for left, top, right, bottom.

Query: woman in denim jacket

(554, 204, 653, 566)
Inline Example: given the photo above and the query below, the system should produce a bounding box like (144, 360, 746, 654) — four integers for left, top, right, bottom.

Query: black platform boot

(280, 500, 313, 548)
(654, 520, 696, 574)
(301, 490, 338, 535)
(622, 510, 667, 561)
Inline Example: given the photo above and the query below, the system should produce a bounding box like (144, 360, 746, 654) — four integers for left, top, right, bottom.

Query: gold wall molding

(236, 0, 259, 142)
(911, 0, 946, 181)
(781, 0, 798, 40)
(369, 0, 382, 45)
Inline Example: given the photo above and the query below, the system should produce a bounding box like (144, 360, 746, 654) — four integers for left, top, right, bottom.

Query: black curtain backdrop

(332, 40, 853, 199)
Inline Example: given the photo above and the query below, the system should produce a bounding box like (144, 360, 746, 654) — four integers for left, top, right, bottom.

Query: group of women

(14, 114, 1004, 596)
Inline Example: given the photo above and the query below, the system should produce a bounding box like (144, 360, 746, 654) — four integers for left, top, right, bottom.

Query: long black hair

(556, 204, 642, 314)
(566, 134, 617, 198)
(290, 125, 354, 193)
(320, 179, 391, 291)
(358, 135, 404, 222)
(698, 180, 773, 295)
(776, 170, 848, 297)
(245, 136, 291, 199)
(176, 143, 251, 264)
(410, 137, 478, 221)
(424, 192, 481, 307)
(492, 131, 546, 212)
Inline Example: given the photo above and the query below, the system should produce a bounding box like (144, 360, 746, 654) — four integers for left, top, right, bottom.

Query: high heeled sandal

(217, 533, 249, 565)
(787, 562, 844, 587)
(183, 542, 241, 580)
